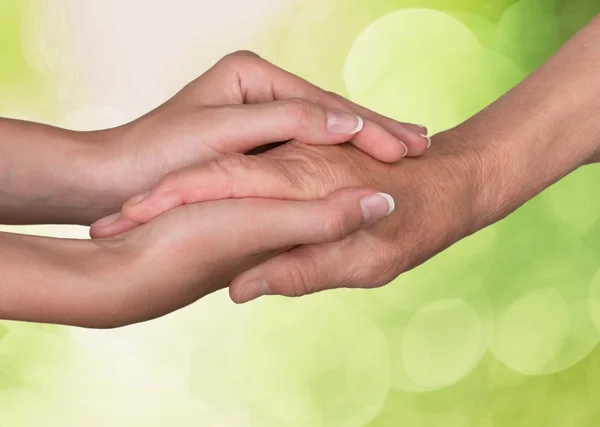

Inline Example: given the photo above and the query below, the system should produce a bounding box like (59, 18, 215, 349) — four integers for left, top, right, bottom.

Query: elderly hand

(91, 129, 483, 302)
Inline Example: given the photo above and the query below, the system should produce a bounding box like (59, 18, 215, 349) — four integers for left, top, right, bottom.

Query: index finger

(195, 51, 430, 156)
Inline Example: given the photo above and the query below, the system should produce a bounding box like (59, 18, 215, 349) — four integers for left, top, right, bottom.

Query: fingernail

(327, 111, 363, 134)
(126, 191, 150, 206)
(421, 134, 431, 149)
(400, 141, 408, 157)
(360, 193, 395, 224)
(237, 279, 270, 303)
(418, 125, 428, 135)
(91, 212, 121, 227)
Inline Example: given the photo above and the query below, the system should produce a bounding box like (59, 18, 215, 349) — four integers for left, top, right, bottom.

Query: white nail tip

(377, 192, 395, 216)
(351, 116, 364, 134)
(421, 134, 431, 148)
(400, 141, 409, 157)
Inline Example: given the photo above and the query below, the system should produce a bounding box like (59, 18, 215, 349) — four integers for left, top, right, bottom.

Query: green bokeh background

(2, 0, 600, 426)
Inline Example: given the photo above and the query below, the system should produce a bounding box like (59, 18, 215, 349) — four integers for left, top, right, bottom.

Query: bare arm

(0, 52, 429, 227)
(0, 119, 116, 225)
(0, 230, 120, 326)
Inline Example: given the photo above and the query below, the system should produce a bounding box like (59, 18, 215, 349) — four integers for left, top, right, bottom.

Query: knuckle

(269, 143, 353, 198)
(209, 153, 254, 197)
(322, 204, 352, 243)
(218, 50, 262, 70)
(211, 153, 252, 177)
(157, 171, 183, 192)
(345, 243, 400, 289)
(368, 248, 401, 287)
(282, 98, 314, 127)
(228, 50, 261, 60)
(324, 90, 342, 102)
(284, 255, 319, 297)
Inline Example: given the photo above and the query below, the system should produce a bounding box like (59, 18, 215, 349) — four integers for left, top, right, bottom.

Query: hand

(92, 15, 600, 304)
(90, 189, 395, 328)
(91, 129, 484, 302)
(93, 51, 430, 211)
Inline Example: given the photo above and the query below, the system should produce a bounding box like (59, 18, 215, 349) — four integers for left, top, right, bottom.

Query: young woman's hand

(0, 51, 428, 226)
(91, 51, 429, 213)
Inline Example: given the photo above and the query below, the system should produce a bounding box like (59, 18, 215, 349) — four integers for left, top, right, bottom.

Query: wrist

(438, 110, 591, 235)
(434, 14, 600, 232)
(0, 233, 128, 328)
(0, 119, 128, 226)
(50, 128, 134, 225)
(81, 123, 160, 224)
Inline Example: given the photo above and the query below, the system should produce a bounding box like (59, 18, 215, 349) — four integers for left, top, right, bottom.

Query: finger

(229, 243, 345, 302)
(202, 101, 407, 162)
(89, 213, 140, 239)
(89, 154, 298, 238)
(263, 64, 429, 157)
(228, 190, 395, 256)
(93, 189, 394, 260)
(326, 91, 431, 156)
(193, 51, 429, 156)
(228, 233, 390, 303)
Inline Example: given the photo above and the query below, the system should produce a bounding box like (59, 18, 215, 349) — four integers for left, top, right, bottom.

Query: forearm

(0, 231, 125, 327)
(448, 15, 600, 229)
(0, 118, 124, 225)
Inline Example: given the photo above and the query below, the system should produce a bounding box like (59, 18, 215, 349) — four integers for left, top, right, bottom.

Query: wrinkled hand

(96, 188, 394, 327)
(95, 51, 429, 208)
(92, 130, 484, 303)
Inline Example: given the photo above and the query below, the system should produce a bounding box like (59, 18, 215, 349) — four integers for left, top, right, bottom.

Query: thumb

(223, 189, 395, 302)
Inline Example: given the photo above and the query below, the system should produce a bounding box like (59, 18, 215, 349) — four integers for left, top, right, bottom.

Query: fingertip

(125, 191, 150, 207)
(230, 279, 271, 304)
(402, 132, 430, 157)
(353, 116, 364, 134)
(350, 122, 409, 163)
(121, 191, 176, 225)
(413, 124, 428, 135)
(90, 217, 139, 239)
(326, 111, 364, 136)
(400, 141, 408, 158)
(359, 192, 396, 224)
(422, 134, 431, 149)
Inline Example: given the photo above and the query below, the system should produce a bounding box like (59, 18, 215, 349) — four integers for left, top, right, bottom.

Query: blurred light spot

(400, 299, 483, 390)
(541, 167, 600, 235)
(221, 296, 390, 427)
(343, 8, 521, 133)
(587, 269, 600, 332)
(491, 288, 570, 374)
(20, 0, 65, 75)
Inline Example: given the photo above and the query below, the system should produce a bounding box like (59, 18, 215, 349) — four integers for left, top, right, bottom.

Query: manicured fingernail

(360, 193, 395, 224)
(400, 141, 408, 157)
(421, 134, 431, 149)
(126, 191, 150, 206)
(237, 279, 270, 303)
(327, 111, 363, 134)
(91, 212, 121, 227)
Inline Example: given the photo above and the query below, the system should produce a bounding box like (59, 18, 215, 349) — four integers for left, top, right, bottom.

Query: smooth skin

(94, 16, 600, 304)
(0, 51, 429, 226)
(0, 52, 426, 328)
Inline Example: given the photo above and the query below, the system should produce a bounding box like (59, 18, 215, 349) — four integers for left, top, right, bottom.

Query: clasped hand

(78, 51, 463, 327)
